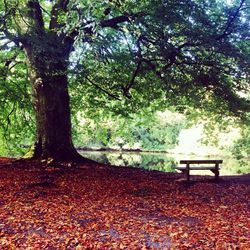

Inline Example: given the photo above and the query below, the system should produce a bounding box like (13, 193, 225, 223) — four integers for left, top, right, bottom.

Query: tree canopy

(0, 0, 249, 160)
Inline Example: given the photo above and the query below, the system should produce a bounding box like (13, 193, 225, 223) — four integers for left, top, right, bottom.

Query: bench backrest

(180, 160, 223, 164)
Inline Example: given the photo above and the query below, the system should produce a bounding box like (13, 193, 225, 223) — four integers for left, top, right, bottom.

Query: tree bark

(22, 34, 87, 162)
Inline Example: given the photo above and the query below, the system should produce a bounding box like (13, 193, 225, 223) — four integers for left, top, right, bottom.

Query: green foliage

(0, 48, 35, 156)
(66, 0, 250, 120)
(232, 125, 250, 160)
(72, 110, 186, 151)
(231, 131, 250, 173)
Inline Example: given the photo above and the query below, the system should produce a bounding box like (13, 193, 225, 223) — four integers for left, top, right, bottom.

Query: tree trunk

(22, 35, 87, 162)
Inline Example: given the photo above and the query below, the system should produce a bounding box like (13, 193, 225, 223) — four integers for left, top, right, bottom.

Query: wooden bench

(175, 160, 223, 181)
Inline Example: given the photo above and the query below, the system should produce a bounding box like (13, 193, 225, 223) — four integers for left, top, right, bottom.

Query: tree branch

(100, 15, 130, 29)
(0, 2, 21, 44)
(0, 28, 22, 45)
(177, 42, 202, 50)
(123, 61, 142, 98)
(26, 0, 45, 32)
(0, 40, 13, 50)
(218, 0, 245, 39)
(100, 12, 145, 29)
(49, 0, 69, 30)
(85, 76, 121, 100)
(64, 12, 145, 46)
(142, 58, 176, 91)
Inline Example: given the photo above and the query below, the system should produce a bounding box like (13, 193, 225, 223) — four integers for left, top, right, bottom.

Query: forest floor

(0, 157, 249, 249)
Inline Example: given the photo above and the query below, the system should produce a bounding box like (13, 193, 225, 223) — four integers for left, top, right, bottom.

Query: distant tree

(0, 0, 249, 162)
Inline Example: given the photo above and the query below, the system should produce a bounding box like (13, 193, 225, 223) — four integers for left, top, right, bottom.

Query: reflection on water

(80, 151, 249, 175)
(81, 151, 176, 172)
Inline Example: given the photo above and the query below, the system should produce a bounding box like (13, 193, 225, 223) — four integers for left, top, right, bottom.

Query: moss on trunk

(22, 35, 90, 163)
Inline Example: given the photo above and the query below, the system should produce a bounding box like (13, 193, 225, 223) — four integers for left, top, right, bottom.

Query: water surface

(80, 150, 249, 175)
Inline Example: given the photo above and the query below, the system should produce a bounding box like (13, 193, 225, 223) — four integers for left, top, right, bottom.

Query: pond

(80, 150, 249, 176)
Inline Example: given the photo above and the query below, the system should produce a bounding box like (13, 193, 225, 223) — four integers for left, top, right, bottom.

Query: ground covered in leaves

(0, 157, 249, 249)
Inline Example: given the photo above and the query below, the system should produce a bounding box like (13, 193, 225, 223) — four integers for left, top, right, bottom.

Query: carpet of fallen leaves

(0, 157, 249, 249)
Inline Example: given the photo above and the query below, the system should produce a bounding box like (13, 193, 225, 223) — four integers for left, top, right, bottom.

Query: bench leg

(215, 163, 219, 180)
(211, 164, 219, 180)
(186, 164, 190, 181)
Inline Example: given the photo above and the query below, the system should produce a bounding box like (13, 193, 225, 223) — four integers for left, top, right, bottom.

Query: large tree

(0, 0, 249, 162)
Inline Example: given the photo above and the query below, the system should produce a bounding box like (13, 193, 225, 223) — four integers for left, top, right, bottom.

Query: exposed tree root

(15, 144, 97, 168)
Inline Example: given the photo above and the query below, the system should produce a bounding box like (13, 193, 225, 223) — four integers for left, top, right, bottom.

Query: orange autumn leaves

(0, 158, 249, 249)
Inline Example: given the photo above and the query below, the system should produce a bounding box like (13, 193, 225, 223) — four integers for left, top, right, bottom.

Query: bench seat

(175, 166, 220, 170)
(175, 160, 223, 181)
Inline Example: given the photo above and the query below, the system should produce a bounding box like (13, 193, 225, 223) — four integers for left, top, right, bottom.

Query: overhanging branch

(0, 28, 22, 45)
(123, 61, 142, 98)
(218, 0, 245, 39)
(65, 11, 146, 43)
(100, 15, 130, 29)
(85, 76, 121, 100)
(100, 11, 145, 29)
